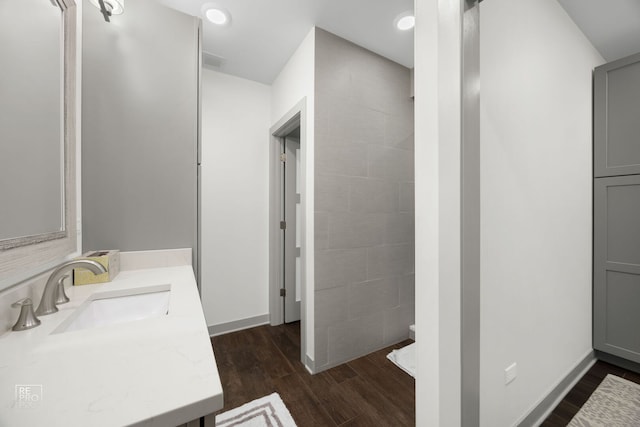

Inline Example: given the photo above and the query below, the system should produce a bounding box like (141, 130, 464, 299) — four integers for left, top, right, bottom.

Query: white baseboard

(305, 354, 315, 374)
(517, 350, 596, 427)
(207, 314, 270, 337)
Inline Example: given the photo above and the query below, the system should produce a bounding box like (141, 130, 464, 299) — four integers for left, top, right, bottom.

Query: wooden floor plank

(347, 353, 415, 418)
(274, 373, 338, 426)
(338, 412, 394, 427)
(327, 364, 359, 384)
(264, 323, 309, 375)
(363, 340, 415, 390)
(211, 322, 415, 426)
(339, 376, 413, 426)
(249, 327, 295, 379)
(297, 370, 360, 425)
(623, 370, 640, 384)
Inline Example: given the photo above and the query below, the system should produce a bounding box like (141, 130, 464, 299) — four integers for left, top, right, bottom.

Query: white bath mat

(568, 374, 640, 426)
(215, 392, 297, 427)
(387, 342, 416, 378)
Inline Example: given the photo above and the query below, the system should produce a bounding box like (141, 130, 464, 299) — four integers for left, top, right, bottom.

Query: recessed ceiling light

(205, 7, 230, 26)
(395, 14, 415, 31)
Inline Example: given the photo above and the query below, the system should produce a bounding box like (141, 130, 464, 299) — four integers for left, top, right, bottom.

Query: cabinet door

(594, 175, 640, 362)
(594, 52, 640, 178)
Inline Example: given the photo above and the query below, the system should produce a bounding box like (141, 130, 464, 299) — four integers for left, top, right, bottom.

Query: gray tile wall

(314, 28, 415, 370)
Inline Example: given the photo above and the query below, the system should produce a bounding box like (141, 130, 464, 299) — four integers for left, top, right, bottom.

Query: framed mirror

(0, 0, 78, 290)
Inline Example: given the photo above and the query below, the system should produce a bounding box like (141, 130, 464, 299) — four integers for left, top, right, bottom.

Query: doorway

(281, 130, 301, 323)
(269, 99, 308, 368)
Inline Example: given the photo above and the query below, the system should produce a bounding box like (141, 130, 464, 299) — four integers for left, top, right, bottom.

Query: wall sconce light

(89, 0, 124, 22)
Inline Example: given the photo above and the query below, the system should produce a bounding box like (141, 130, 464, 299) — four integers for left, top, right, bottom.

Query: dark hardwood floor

(211, 327, 640, 426)
(541, 360, 640, 426)
(211, 322, 415, 426)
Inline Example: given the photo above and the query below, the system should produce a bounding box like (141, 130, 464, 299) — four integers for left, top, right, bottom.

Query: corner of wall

(270, 26, 316, 362)
(312, 29, 415, 372)
(75, 0, 83, 257)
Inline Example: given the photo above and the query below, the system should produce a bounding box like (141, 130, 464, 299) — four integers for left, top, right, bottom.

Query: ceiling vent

(202, 52, 226, 69)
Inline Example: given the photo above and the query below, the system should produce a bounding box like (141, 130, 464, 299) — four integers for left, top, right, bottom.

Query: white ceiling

(557, 0, 640, 62)
(157, 0, 414, 84)
(155, 0, 640, 85)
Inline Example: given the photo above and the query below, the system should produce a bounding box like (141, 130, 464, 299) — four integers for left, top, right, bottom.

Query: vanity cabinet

(593, 52, 640, 364)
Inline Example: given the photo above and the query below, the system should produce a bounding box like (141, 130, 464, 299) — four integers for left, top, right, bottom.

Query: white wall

(414, 0, 441, 423)
(200, 69, 271, 328)
(414, 0, 464, 425)
(480, 0, 604, 425)
(271, 28, 316, 361)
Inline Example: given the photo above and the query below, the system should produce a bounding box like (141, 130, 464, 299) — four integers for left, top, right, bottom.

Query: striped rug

(215, 393, 297, 427)
(568, 374, 640, 426)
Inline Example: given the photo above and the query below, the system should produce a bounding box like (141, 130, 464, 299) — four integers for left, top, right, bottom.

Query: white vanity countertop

(0, 253, 222, 426)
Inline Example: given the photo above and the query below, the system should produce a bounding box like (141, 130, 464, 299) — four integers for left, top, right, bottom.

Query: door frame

(269, 98, 308, 364)
(283, 136, 301, 322)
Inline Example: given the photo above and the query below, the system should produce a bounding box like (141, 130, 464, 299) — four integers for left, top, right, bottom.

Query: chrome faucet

(35, 260, 107, 316)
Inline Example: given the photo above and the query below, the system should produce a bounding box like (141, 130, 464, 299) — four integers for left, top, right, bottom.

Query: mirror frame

(0, 0, 78, 288)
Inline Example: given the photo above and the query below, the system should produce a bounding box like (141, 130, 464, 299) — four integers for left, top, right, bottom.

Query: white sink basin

(53, 284, 171, 333)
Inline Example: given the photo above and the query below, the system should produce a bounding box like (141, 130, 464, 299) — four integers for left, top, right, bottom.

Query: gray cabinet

(593, 175, 640, 362)
(594, 52, 640, 178)
(593, 52, 640, 365)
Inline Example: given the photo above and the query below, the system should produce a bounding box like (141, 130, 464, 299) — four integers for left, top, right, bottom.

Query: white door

(283, 136, 301, 322)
